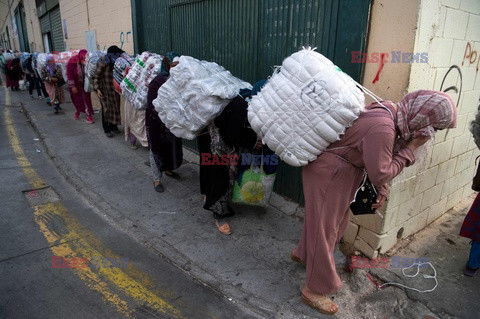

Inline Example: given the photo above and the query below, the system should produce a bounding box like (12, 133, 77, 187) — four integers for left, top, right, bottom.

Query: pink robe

(293, 103, 416, 294)
(67, 57, 93, 115)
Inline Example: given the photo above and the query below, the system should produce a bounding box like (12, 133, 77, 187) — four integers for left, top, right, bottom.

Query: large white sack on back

(0, 52, 15, 67)
(121, 52, 163, 110)
(248, 47, 365, 167)
(114, 53, 136, 85)
(35, 53, 48, 76)
(57, 51, 78, 81)
(153, 55, 252, 140)
(85, 51, 105, 78)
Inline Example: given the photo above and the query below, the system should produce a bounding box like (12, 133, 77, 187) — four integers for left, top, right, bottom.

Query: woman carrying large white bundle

(291, 91, 457, 315)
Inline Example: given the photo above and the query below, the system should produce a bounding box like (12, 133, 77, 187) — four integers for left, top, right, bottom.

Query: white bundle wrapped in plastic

(19, 52, 30, 72)
(35, 53, 48, 77)
(153, 56, 253, 140)
(0, 52, 15, 67)
(114, 53, 136, 84)
(247, 47, 365, 167)
(121, 52, 163, 110)
(84, 51, 105, 92)
(56, 51, 79, 81)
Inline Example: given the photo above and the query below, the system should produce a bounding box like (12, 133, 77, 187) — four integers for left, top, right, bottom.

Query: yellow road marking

(3, 85, 182, 318)
(4, 87, 45, 189)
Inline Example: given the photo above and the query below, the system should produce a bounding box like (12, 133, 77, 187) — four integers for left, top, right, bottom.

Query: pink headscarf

(78, 49, 87, 64)
(396, 90, 457, 141)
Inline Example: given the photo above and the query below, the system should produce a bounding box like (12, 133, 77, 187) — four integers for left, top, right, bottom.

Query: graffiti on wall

(463, 42, 479, 73)
(119, 31, 132, 50)
(440, 65, 462, 107)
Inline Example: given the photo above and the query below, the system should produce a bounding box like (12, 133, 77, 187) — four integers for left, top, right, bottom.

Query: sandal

(215, 220, 231, 235)
(154, 181, 164, 193)
(290, 251, 306, 267)
(302, 293, 338, 315)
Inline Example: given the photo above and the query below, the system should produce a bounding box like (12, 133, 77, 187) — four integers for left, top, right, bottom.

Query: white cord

(379, 262, 438, 293)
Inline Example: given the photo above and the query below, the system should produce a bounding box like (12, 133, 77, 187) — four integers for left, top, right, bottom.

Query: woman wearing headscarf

(41, 55, 66, 114)
(23, 54, 44, 99)
(6, 58, 22, 91)
(291, 90, 457, 315)
(94, 45, 123, 137)
(67, 49, 94, 123)
(32, 53, 51, 105)
(198, 81, 265, 235)
(146, 52, 183, 193)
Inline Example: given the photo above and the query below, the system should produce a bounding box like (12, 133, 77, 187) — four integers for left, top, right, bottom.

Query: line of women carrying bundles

(1, 50, 93, 117)
(43, 47, 462, 315)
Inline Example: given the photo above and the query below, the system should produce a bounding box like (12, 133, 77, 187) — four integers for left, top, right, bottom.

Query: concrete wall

(24, 0, 44, 52)
(1, 0, 21, 52)
(0, 0, 43, 52)
(345, 0, 480, 258)
(362, 0, 421, 103)
(59, 0, 134, 54)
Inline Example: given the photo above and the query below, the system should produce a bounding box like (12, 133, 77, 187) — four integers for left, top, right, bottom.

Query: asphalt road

(0, 85, 256, 319)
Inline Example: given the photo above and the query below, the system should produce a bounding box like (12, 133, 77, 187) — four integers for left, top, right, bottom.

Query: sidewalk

(10, 87, 478, 319)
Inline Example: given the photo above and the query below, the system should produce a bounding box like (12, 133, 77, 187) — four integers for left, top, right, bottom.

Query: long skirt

(124, 100, 148, 147)
(45, 82, 65, 105)
(294, 153, 362, 294)
(460, 192, 480, 242)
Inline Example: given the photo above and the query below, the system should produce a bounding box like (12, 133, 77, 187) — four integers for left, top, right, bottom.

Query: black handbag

(350, 172, 377, 215)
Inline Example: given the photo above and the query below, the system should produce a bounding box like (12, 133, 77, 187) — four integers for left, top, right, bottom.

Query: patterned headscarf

(396, 90, 457, 141)
(46, 55, 57, 77)
(160, 52, 180, 76)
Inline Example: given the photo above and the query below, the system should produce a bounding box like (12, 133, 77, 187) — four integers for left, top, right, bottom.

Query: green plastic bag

(232, 164, 275, 207)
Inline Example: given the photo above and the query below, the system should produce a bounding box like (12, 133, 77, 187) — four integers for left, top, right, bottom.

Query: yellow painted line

(35, 202, 181, 317)
(3, 87, 45, 189)
(33, 203, 132, 317)
(2, 85, 183, 318)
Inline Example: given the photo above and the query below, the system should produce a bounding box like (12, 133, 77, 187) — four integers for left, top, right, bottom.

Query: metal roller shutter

(49, 6, 64, 52)
(39, 5, 64, 53)
(40, 14, 50, 34)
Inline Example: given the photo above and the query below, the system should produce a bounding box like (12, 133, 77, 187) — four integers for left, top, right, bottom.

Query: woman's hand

(372, 194, 387, 210)
(72, 87, 78, 94)
(97, 90, 103, 98)
(51, 77, 57, 82)
(407, 136, 430, 151)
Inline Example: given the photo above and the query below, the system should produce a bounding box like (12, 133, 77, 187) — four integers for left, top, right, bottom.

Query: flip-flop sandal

(165, 171, 180, 179)
(215, 220, 231, 235)
(302, 294, 338, 315)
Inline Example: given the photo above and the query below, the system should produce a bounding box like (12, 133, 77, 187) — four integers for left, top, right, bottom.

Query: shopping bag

(232, 162, 275, 207)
